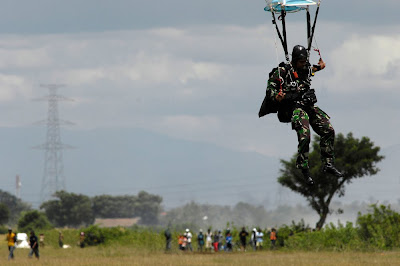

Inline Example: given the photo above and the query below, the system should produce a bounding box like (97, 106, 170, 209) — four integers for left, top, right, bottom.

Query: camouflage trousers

(291, 106, 335, 170)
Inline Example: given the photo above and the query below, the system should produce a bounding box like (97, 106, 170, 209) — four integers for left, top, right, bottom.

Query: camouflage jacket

(259, 62, 314, 119)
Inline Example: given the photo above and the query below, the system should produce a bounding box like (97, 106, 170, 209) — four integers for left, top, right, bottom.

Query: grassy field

(2, 244, 400, 265)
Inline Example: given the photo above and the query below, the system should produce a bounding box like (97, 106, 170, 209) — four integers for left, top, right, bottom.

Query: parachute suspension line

(266, 0, 284, 96)
(270, 6, 287, 62)
(272, 20, 284, 96)
(306, 6, 311, 58)
(280, 7, 290, 62)
(307, 0, 321, 53)
(313, 36, 322, 60)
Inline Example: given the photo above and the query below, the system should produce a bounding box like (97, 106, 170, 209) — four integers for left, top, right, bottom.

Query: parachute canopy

(265, 0, 317, 13)
(263, 0, 321, 61)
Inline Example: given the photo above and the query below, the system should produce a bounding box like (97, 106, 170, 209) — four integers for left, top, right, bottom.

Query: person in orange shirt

(270, 228, 277, 250)
(6, 228, 16, 260)
(178, 234, 184, 250)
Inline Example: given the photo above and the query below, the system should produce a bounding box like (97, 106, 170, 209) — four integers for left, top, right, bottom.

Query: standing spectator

(164, 227, 172, 251)
(256, 228, 264, 250)
(205, 229, 213, 252)
(225, 232, 233, 252)
(182, 233, 187, 251)
(197, 229, 205, 252)
(58, 232, 64, 248)
(28, 231, 40, 259)
(185, 229, 193, 251)
(251, 228, 257, 251)
(213, 230, 219, 252)
(218, 230, 224, 251)
(79, 232, 85, 248)
(178, 234, 184, 250)
(6, 228, 16, 260)
(39, 233, 45, 248)
(239, 227, 249, 251)
(270, 228, 277, 250)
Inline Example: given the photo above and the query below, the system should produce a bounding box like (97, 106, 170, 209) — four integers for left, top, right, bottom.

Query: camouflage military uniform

(264, 63, 335, 170)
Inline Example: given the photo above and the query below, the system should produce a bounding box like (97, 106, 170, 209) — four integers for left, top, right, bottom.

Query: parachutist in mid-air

(259, 45, 343, 185)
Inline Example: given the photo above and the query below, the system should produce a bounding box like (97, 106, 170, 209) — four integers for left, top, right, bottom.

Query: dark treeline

(0, 190, 31, 224)
(0, 189, 162, 230)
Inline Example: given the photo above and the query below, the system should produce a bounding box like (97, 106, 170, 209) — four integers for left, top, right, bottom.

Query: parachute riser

(307, 1, 321, 60)
(266, 0, 323, 62)
(269, 5, 290, 63)
(280, 8, 289, 62)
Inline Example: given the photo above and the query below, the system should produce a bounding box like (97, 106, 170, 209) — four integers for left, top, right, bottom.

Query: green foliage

(0, 225, 10, 234)
(41, 190, 94, 228)
(92, 195, 137, 218)
(271, 219, 311, 248)
(357, 204, 400, 249)
(91, 191, 163, 225)
(135, 191, 163, 225)
(78, 225, 166, 251)
(284, 222, 366, 251)
(18, 210, 53, 233)
(82, 225, 130, 246)
(278, 133, 384, 228)
(0, 189, 31, 224)
(0, 203, 10, 225)
(38, 228, 80, 248)
(279, 205, 400, 251)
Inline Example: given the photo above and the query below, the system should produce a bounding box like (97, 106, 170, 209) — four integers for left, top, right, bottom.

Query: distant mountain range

(0, 127, 399, 212)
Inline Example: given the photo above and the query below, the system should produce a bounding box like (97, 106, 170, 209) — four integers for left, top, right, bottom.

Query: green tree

(92, 195, 137, 218)
(278, 133, 384, 229)
(41, 191, 94, 228)
(135, 191, 162, 225)
(357, 204, 400, 249)
(18, 210, 53, 232)
(0, 203, 10, 225)
(0, 189, 31, 224)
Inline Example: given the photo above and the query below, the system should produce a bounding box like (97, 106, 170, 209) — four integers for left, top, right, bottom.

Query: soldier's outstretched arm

(312, 58, 326, 73)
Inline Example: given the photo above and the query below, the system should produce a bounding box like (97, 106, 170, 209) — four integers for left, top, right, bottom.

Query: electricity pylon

(33, 84, 74, 204)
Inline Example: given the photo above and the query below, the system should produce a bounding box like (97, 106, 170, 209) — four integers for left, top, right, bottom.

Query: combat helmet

(292, 45, 308, 63)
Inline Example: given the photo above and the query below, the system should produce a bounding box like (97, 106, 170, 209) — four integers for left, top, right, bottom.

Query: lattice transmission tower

(34, 84, 74, 203)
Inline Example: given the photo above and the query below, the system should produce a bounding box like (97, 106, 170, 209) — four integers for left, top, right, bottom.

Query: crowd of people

(164, 227, 278, 252)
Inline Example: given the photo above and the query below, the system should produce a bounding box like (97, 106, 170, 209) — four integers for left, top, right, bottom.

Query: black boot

(301, 169, 314, 186)
(323, 163, 343, 177)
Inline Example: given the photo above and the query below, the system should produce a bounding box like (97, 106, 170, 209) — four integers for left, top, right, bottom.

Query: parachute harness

(270, 3, 284, 96)
(265, 0, 323, 94)
(268, 2, 296, 97)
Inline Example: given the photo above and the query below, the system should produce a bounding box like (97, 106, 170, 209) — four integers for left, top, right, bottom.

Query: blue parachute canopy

(265, 0, 317, 13)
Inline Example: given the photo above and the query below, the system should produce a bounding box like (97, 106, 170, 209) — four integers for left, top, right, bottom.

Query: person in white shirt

(205, 229, 213, 252)
(185, 228, 193, 251)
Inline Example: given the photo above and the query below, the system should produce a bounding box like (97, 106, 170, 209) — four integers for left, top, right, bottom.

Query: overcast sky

(0, 1, 399, 208)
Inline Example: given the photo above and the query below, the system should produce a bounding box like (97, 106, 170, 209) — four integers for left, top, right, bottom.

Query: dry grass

(2, 245, 400, 266)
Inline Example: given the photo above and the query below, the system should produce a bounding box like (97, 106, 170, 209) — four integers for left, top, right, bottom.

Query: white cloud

(328, 34, 400, 92)
(0, 74, 31, 102)
(57, 68, 107, 85)
(0, 23, 399, 156)
(0, 47, 52, 69)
